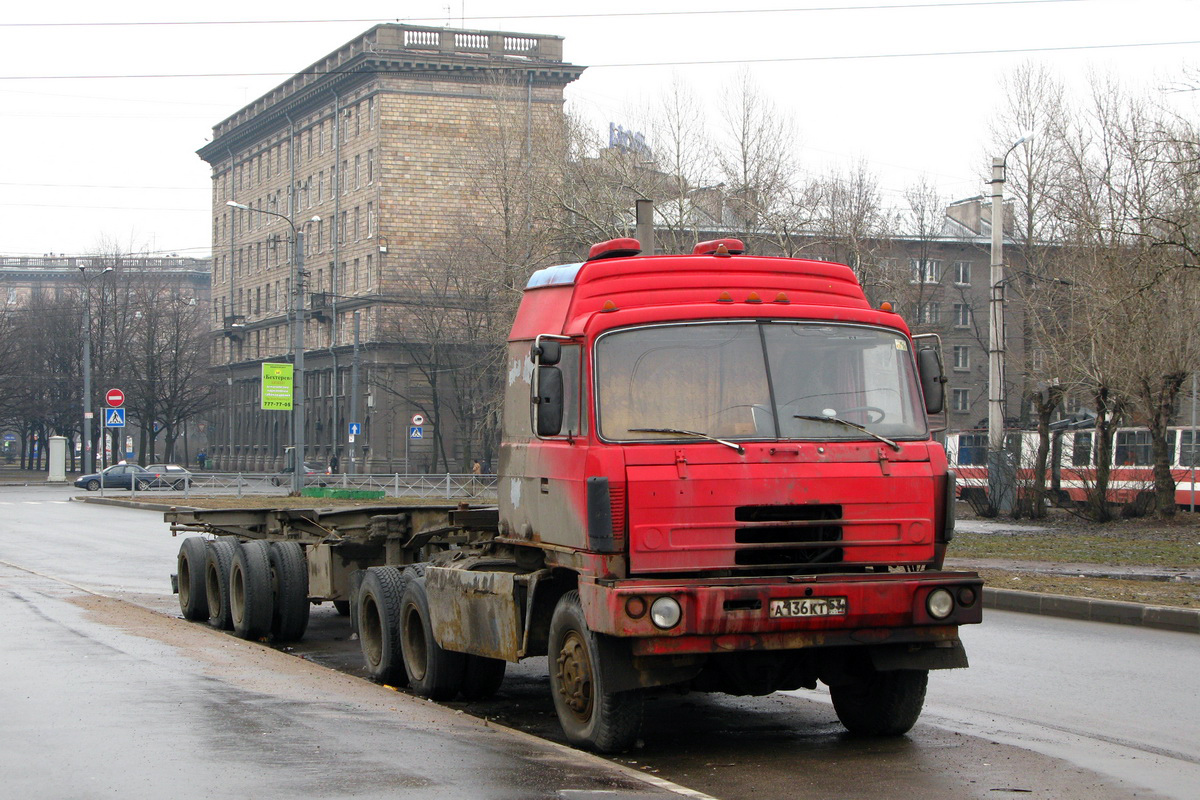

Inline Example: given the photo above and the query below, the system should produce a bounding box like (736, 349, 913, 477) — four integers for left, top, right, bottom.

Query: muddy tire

(177, 537, 209, 621)
(204, 539, 237, 630)
(548, 590, 643, 753)
(229, 540, 273, 640)
(460, 655, 507, 701)
(358, 567, 409, 686)
(268, 541, 309, 642)
(399, 565, 466, 700)
(829, 668, 928, 736)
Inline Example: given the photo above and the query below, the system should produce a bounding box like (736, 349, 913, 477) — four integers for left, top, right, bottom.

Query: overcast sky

(1, 0, 1197, 258)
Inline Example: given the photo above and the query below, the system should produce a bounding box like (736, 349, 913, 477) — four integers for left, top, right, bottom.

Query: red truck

(168, 236, 980, 753)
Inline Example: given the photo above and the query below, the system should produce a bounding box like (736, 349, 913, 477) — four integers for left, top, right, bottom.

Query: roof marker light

(717, 292, 734, 303)
(601, 300, 618, 312)
(775, 293, 790, 304)
(880, 301, 894, 312)
(587, 237, 641, 261)
(693, 238, 746, 255)
(746, 292, 762, 304)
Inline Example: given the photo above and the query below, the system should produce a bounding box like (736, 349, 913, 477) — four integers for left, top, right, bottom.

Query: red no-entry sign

(106, 388, 125, 407)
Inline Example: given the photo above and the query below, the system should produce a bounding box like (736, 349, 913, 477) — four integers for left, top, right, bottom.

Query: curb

(985, 587, 1200, 634)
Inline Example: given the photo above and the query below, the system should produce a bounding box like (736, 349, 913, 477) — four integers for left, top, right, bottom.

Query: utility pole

(292, 229, 307, 495)
(350, 311, 360, 475)
(987, 132, 1033, 515)
(80, 270, 92, 474)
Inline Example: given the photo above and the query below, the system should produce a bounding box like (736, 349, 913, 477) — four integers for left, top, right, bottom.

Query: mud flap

(426, 567, 523, 661)
(869, 639, 969, 672)
(595, 633, 705, 693)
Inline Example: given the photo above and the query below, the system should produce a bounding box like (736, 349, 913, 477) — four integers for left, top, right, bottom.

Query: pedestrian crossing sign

(105, 408, 126, 427)
(409, 426, 423, 439)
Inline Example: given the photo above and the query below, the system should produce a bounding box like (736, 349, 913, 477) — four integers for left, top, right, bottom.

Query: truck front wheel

(548, 590, 643, 753)
(829, 668, 928, 736)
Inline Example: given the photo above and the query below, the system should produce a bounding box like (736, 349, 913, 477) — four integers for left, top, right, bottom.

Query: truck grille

(733, 504, 844, 566)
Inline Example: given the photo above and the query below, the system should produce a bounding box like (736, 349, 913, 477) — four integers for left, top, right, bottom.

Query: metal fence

(94, 472, 498, 503)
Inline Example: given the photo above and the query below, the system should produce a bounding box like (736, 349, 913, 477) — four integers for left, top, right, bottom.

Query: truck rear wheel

(358, 567, 408, 686)
(229, 540, 273, 640)
(460, 655, 506, 701)
(204, 539, 236, 631)
(829, 668, 928, 736)
(177, 537, 209, 621)
(269, 541, 309, 642)
(548, 590, 643, 753)
(399, 565, 465, 700)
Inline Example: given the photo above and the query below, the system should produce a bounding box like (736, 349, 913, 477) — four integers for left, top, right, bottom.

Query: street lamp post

(987, 131, 1033, 514)
(79, 264, 113, 474)
(226, 201, 319, 494)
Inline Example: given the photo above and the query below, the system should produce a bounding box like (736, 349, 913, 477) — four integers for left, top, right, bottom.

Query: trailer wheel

(358, 567, 409, 686)
(269, 542, 309, 642)
(229, 541, 273, 640)
(204, 539, 237, 630)
(399, 566, 466, 700)
(177, 537, 209, 621)
(548, 590, 643, 753)
(460, 655, 506, 701)
(829, 668, 928, 736)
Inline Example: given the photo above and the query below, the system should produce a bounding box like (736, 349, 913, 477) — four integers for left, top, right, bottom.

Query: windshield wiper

(794, 415, 901, 451)
(629, 427, 745, 454)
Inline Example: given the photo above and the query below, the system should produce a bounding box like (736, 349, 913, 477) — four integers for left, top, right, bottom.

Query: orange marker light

(601, 300, 618, 312)
(717, 292, 734, 303)
(880, 302, 894, 312)
(746, 292, 762, 304)
(775, 293, 790, 303)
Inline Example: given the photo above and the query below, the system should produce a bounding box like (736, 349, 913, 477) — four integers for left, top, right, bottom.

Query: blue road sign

(349, 422, 361, 436)
(409, 426, 423, 439)
(105, 408, 126, 428)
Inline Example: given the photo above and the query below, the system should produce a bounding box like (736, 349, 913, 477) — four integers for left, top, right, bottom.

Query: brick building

(198, 25, 583, 472)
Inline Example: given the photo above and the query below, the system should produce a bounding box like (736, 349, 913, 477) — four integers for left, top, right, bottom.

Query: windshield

(595, 321, 928, 442)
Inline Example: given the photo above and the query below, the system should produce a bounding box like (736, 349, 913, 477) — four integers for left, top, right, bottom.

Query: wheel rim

(178, 553, 192, 606)
(555, 630, 594, 723)
(229, 562, 245, 625)
(361, 594, 383, 668)
(402, 603, 428, 681)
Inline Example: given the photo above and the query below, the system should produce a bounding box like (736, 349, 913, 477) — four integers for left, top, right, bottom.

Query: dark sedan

(270, 463, 328, 487)
(74, 464, 153, 491)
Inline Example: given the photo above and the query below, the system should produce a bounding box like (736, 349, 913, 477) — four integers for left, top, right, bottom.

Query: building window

(952, 388, 970, 413)
(954, 261, 971, 285)
(339, 211, 347, 243)
(952, 345, 969, 370)
(367, 149, 374, 184)
(353, 207, 360, 240)
(366, 254, 373, 291)
(341, 160, 348, 194)
(916, 302, 940, 325)
(354, 154, 361, 189)
(953, 303, 971, 327)
(367, 201, 374, 237)
(911, 259, 942, 284)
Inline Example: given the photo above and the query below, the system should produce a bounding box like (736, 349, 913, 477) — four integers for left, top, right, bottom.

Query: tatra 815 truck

(167, 237, 980, 753)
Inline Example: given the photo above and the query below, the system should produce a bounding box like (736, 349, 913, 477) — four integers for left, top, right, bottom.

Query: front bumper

(577, 570, 982, 657)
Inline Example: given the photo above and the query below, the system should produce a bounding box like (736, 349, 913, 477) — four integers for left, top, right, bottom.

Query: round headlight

(927, 588, 955, 620)
(649, 596, 682, 629)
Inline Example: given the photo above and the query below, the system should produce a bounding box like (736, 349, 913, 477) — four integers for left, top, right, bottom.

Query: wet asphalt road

(3, 483, 1199, 799)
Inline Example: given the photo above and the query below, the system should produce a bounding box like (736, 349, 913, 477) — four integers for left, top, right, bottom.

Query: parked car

(74, 464, 153, 491)
(270, 463, 328, 487)
(144, 464, 192, 490)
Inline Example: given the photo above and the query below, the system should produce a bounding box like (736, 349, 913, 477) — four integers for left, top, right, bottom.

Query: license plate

(768, 596, 848, 618)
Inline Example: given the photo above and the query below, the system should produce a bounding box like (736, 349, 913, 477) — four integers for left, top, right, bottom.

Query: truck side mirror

(917, 346, 946, 415)
(532, 339, 561, 366)
(533, 366, 564, 436)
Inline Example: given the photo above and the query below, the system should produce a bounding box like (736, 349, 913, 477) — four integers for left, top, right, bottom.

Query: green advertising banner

(261, 362, 293, 411)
